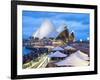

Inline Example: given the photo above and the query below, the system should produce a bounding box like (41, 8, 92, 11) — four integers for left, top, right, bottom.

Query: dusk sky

(22, 10, 90, 41)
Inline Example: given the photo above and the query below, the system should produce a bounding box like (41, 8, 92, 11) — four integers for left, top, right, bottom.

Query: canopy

(75, 50, 89, 61)
(48, 51, 67, 58)
(55, 53, 89, 66)
(52, 46, 64, 51)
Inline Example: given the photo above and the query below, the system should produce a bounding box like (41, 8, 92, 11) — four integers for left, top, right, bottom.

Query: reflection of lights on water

(80, 39, 82, 42)
(87, 37, 89, 40)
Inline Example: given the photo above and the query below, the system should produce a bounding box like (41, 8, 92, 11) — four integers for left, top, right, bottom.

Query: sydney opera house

(22, 19, 89, 69)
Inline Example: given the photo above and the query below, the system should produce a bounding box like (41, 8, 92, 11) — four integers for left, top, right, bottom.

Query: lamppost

(80, 39, 82, 42)
(87, 37, 89, 41)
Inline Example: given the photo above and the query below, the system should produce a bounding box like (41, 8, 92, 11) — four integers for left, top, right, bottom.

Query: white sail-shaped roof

(48, 31, 59, 38)
(57, 24, 67, 33)
(75, 50, 89, 61)
(33, 19, 57, 39)
(55, 53, 89, 66)
(33, 28, 40, 38)
(48, 51, 67, 58)
(53, 46, 64, 51)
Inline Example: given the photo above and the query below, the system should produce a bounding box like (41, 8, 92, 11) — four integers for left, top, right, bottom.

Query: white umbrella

(64, 46, 76, 50)
(48, 52, 53, 57)
(53, 46, 64, 51)
(55, 53, 89, 66)
(75, 50, 89, 61)
(48, 51, 67, 58)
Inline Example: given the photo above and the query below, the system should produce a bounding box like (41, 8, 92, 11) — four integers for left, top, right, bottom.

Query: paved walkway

(23, 54, 48, 69)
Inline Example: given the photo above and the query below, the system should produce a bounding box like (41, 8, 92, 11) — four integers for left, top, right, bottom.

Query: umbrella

(64, 46, 76, 50)
(75, 50, 89, 61)
(48, 51, 67, 58)
(53, 46, 64, 51)
(55, 53, 89, 66)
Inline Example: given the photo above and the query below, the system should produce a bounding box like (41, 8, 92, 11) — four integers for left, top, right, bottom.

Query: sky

(22, 10, 90, 41)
